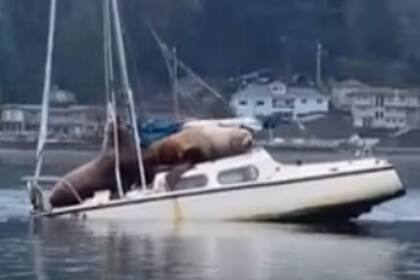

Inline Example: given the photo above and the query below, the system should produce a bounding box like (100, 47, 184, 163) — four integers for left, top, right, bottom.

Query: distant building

(330, 79, 369, 112)
(349, 88, 420, 129)
(0, 88, 105, 143)
(230, 80, 329, 121)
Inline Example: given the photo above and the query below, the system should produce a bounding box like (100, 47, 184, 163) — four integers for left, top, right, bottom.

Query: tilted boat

(25, 0, 405, 223)
(27, 148, 404, 222)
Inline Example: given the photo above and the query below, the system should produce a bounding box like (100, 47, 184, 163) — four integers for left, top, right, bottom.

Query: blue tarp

(138, 119, 183, 148)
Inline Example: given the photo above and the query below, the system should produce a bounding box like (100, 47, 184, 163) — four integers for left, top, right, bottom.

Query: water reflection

(0, 151, 418, 280)
(14, 219, 416, 280)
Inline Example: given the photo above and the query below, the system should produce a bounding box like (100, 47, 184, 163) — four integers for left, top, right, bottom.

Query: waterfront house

(0, 89, 105, 143)
(330, 79, 369, 112)
(348, 88, 420, 129)
(230, 80, 329, 121)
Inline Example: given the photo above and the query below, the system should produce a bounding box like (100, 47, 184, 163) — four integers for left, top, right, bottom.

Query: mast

(34, 0, 57, 183)
(110, 0, 147, 191)
(316, 39, 323, 88)
(103, 0, 124, 197)
(102, 0, 111, 151)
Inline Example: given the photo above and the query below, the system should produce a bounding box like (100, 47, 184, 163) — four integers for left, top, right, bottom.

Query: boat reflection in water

(28, 219, 419, 280)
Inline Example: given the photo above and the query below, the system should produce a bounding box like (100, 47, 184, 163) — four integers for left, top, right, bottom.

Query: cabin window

(239, 100, 248, 106)
(217, 165, 259, 185)
(317, 98, 323, 104)
(301, 98, 307, 104)
(175, 174, 208, 190)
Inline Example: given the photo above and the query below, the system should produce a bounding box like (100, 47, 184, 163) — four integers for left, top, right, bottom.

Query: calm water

(0, 153, 419, 280)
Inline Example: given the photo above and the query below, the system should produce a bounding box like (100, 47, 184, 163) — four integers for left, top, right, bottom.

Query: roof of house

(50, 88, 77, 104)
(233, 84, 273, 99)
(332, 79, 368, 88)
(348, 88, 420, 97)
(233, 83, 328, 100)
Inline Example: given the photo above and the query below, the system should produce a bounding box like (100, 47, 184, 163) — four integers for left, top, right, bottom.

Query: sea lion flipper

(165, 162, 193, 191)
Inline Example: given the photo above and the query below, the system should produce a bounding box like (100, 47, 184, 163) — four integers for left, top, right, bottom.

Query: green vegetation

(1, 0, 420, 104)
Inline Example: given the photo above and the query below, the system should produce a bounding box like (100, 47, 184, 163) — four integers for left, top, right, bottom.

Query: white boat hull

(41, 159, 404, 222)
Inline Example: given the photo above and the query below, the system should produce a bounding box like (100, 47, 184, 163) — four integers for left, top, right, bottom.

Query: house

(288, 87, 329, 118)
(0, 89, 105, 142)
(348, 88, 420, 129)
(330, 79, 369, 112)
(230, 80, 329, 121)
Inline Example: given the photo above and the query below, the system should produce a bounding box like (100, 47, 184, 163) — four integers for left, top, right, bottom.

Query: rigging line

(148, 24, 180, 119)
(153, 37, 198, 117)
(154, 34, 209, 117)
(103, 0, 111, 106)
(102, 0, 111, 151)
(173, 54, 227, 105)
(173, 47, 180, 119)
(110, 101, 124, 196)
(111, 0, 147, 191)
(34, 0, 57, 183)
(179, 94, 198, 117)
(177, 87, 202, 117)
(161, 42, 228, 106)
(118, 16, 148, 119)
(147, 24, 229, 111)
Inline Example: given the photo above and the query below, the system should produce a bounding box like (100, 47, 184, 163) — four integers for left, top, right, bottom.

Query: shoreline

(375, 146, 420, 154)
(263, 146, 420, 155)
(0, 147, 99, 167)
(0, 145, 418, 167)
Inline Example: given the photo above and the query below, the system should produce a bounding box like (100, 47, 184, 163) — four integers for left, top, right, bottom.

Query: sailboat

(25, 0, 405, 222)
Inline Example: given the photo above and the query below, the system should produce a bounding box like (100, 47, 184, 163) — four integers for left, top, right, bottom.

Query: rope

(57, 178, 83, 204)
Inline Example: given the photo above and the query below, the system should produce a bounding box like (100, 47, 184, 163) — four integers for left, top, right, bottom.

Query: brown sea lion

(49, 123, 254, 207)
(49, 120, 153, 208)
(144, 125, 254, 188)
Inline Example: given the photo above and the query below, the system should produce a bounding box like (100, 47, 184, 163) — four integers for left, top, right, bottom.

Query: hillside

(1, 0, 420, 104)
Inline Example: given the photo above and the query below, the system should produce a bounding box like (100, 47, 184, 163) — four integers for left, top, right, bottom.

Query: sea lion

(49, 122, 254, 207)
(144, 125, 254, 188)
(49, 119, 153, 208)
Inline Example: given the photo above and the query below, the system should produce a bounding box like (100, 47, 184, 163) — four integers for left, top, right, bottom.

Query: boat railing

(23, 174, 160, 214)
(23, 175, 85, 213)
(354, 143, 374, 158)
(22, 175, 62, 186)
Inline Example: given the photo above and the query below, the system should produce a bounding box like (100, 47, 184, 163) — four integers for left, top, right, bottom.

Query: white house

(349, 88, 420, 129)
(288, 87, 329, 118)
(331, 79, 369, 112)
(0, 89, 105, 141)
(230, 81, 329, 121)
